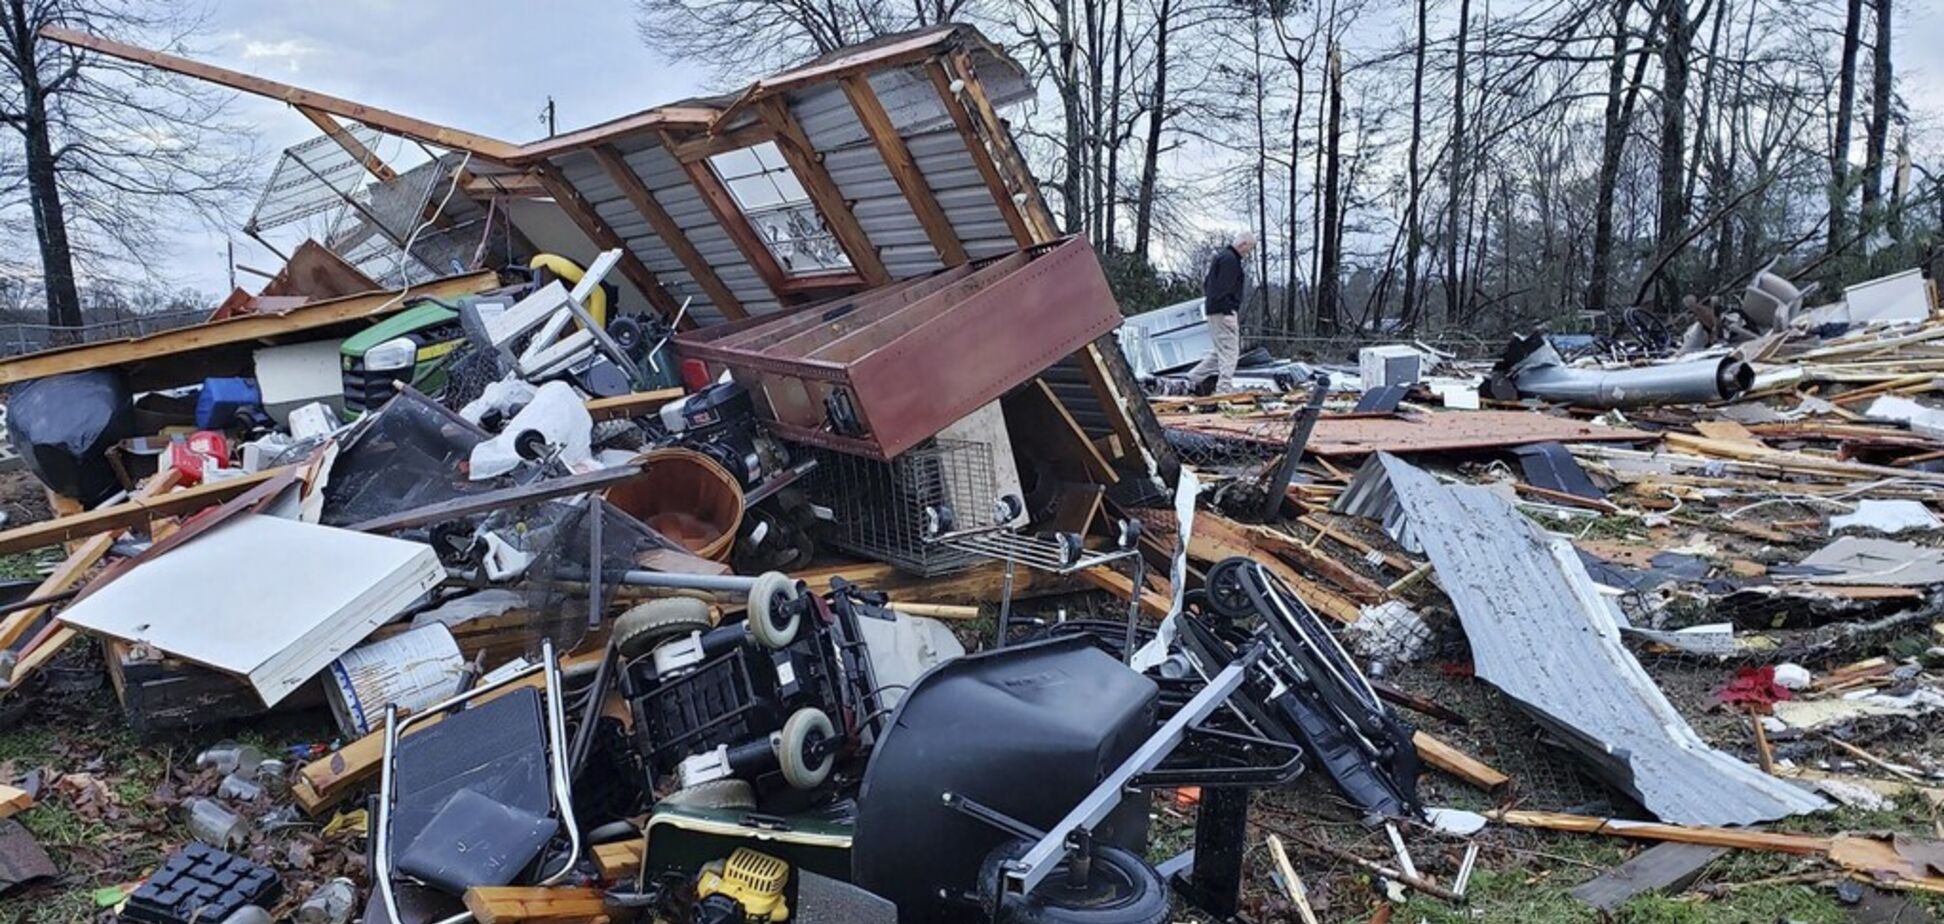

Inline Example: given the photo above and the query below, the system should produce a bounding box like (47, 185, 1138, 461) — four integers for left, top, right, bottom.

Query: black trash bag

(7, 370, 134, 504)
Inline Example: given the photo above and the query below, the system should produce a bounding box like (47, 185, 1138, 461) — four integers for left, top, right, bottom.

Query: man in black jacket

(1186, 233, 1255, 395)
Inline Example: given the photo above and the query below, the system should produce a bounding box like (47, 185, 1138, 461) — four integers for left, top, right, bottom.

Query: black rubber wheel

(1203, 557, 1255, 620)
(607, 314, 645, 355)
(978, 839, 1170, 924)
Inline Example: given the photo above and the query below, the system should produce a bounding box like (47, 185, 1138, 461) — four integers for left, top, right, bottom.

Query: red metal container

(675, 237, 1122, 460)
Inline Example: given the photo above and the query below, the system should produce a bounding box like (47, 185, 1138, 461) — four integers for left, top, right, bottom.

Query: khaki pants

(1186, 312, 1240, 393)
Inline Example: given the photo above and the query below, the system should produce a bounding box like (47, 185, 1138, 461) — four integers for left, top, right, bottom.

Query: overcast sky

(173, 0, 711, 294)
(159, 0, 1944, 297)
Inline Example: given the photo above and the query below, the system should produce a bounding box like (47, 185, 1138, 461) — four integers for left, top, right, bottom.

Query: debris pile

(0, 19, 1940, 924)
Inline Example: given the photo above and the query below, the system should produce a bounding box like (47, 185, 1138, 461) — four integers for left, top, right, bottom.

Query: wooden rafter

(40, 26, 524, 161)
(530, 163, 686, 325)
(297, 106, 398, 181)
(676, 154, 790, 297)
(925, 60, 1033, 247)
(947, 50, 1059, 242)
(751, 100, 890, 286)
(590, 145, 747, 320)
(666, 121, 775, 164)
(841, 74, 967, 265)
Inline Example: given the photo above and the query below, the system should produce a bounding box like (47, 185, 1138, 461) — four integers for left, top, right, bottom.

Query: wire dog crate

(802, 438, 1003, 577)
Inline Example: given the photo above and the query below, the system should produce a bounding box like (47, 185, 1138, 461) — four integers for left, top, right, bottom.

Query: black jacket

(1203, 246, 1245, 315)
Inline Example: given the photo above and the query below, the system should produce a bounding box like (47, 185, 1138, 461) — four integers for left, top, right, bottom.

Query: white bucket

(325, 623, 466, 738)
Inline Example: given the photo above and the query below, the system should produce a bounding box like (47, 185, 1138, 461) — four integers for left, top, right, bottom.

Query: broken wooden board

(790, 559, 1083, 607)
(1829, 834, 1944, 895)
(1489, 809, 1832, 854)
(1569, 842, 1727, 912)
(1159, 409, 1651, 457)
(1412, 731, 1508, 793)
(0, 786, 31, 820)
(1181, 514, 1362, 624)
(592, 840, 643, 881)
(463, 886, 607, 924)
(0, 272, 497, 390)
(0, 466, 286, 556)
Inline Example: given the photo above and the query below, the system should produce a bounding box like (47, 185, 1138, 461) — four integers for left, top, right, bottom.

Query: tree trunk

(6, 1, 83, 333)
(1443, 0, 1472, 320)
(1829, 0, 1863, 258)
(1058, 0, 1085, 233)
(1861, 0, 1892, 235)
(1132, 0, 1170, 261)
(1252, 16, 1269, 321)
(1285, 64, 1305, 332)
(1316, 47, 1343, 336)
(1102, 0, 1126, 249)
(1399, 0, 1428, 330)
(1085, 0, 1104, 243)
(1590, 0, 1657, 316)
(1655, 0, 1692, 313)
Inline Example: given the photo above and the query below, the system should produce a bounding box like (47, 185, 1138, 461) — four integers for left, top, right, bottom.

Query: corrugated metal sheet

(1333, 453, 1829, 826)
(525, 48, 1030, 320)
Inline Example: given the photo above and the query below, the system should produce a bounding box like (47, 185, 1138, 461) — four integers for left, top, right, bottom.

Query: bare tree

(1828, 0, 1863, 256)
(635, 0, 972, 84)
(0, 0, 255, 335)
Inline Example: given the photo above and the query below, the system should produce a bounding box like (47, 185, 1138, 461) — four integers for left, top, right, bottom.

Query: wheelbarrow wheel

(774, 707, 835, 790)
(613, 597, 712, 659)
(745, 571, 802, 649)
(977, 838, 1170, 924)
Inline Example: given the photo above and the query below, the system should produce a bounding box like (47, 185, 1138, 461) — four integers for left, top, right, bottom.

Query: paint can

(325, 623, 466, 738)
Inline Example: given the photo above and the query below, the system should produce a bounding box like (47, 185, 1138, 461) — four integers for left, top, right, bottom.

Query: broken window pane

(708, 141, 852, 276)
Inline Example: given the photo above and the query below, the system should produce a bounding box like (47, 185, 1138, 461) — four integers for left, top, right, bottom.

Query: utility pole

(541, 96, 557, 137)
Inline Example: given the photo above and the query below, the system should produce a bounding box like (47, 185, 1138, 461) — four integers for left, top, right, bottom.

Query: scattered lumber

(0, 467, 285, 556)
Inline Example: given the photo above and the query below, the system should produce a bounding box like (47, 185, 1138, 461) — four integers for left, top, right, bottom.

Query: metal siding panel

(1332, 454, 1829, 826)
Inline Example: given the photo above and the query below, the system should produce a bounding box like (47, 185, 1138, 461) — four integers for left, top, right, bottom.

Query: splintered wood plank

(0, 470, 184, 652)
(0, 272, 497, 387)
(1161, 409, 1653, 457)
(1489, 810, 1833, 854)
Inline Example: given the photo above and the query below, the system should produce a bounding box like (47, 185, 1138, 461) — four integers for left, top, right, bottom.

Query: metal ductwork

(1486, 334, 1755, 409)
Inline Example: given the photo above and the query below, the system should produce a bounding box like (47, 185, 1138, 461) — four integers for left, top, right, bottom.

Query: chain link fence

(0, 309, 212, 359)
